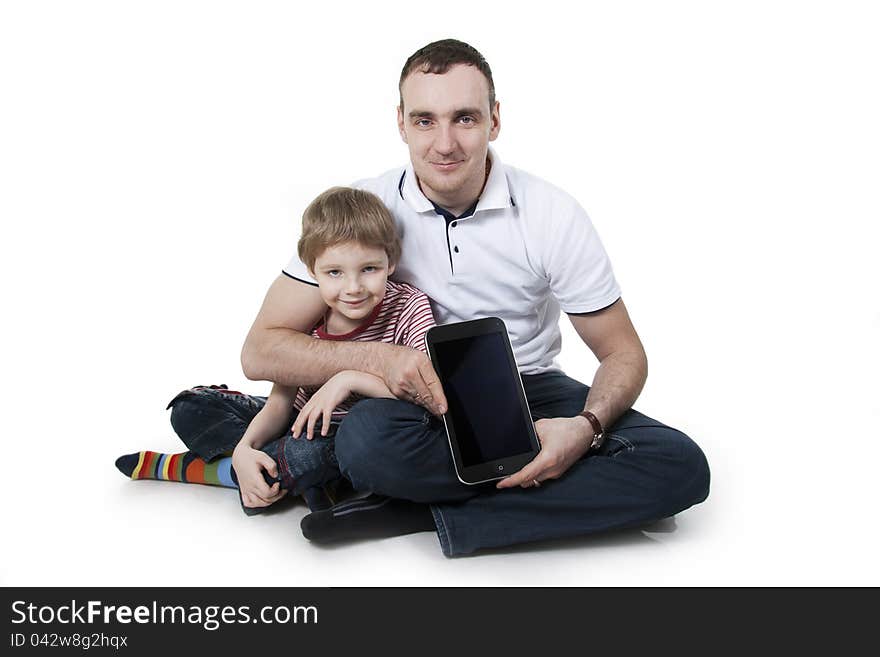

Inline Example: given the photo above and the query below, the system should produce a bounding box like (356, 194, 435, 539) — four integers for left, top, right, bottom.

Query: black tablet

(425, 317, 541, 485)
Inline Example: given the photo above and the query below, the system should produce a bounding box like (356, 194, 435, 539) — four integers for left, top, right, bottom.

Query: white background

(2, 0, 878, 586)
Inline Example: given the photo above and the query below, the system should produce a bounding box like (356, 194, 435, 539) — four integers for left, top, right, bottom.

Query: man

(238, 39, 710, 556)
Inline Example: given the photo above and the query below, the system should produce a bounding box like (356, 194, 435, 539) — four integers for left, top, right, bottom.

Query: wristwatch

(577, 410, 605, 452)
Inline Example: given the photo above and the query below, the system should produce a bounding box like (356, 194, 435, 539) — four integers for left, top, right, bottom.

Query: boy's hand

(291, 372, 352, 440)
(381, 346, 447, 415)
(232, 442, 287, 509)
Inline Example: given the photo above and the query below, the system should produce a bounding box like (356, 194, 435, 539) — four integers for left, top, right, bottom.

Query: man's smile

(431, 160, 464, 172)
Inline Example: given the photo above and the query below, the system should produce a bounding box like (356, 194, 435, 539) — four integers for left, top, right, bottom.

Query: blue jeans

(332, 372, 710, 556)
(166, 385, 342, 511)
(168, 375, 711, 556)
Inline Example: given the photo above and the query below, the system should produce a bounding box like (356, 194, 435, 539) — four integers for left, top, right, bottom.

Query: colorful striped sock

(115, 450, 237, 489)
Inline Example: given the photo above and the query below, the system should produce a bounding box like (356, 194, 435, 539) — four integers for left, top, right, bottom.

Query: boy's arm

(290, 371, 395, 440)
(232, 384, 297, 509)
(343, 371, 396, 399)
(238, 384, 298, 449)
(240, 275, 446, 414)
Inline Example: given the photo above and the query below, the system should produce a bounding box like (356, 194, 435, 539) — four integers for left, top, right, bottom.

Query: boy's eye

(327, 270, 341, 277)
(363, 266, 377, 273)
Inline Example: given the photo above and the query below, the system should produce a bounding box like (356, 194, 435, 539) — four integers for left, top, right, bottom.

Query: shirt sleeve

(282, 254, 318, 287)
(542, 195, 621, 313)
(395, 291, 436, 354)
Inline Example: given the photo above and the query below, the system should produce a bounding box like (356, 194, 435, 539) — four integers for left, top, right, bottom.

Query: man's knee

(334, 398, 440, 494)
(663, 429, 711, 511)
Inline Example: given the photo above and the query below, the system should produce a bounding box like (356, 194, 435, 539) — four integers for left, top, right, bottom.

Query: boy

(116, 187, 436, 516)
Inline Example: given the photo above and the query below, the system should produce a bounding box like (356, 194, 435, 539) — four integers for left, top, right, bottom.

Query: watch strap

(577, 410, 605, 451)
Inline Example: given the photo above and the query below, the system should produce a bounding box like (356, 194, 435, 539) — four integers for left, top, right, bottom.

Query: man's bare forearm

(583, 350, 648, 431)
(241, 327, 392, 387)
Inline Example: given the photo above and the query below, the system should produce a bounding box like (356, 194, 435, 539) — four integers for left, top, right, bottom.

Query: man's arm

(240, 274, 382, 386)
(496, 298, 646, 489)
(568, 298, 647, 432)
(240, 275, 446, 413)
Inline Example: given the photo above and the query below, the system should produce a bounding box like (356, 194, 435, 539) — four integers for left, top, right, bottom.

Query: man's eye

(459, 116, 475, 124)
(415, 119, 432, 127)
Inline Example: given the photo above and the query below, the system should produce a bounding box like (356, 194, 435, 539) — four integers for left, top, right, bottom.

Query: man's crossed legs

(330, 371, 710, 556)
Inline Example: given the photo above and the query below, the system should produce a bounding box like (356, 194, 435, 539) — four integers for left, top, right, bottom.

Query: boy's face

(309, 241, 395, 328)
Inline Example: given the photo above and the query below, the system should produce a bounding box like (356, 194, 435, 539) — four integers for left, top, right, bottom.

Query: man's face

(397, 64, 500, 207)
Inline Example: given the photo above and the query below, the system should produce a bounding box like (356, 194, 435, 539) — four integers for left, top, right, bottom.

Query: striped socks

(115, 450, 237, 489)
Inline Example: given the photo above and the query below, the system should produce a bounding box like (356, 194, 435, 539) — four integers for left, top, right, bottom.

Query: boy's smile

(309, 241, 395, 335)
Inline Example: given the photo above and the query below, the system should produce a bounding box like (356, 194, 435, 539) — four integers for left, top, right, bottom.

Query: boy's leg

(115, 450, 236, 487)
(115, 433, 342, 512)
(166, 385, 267, 460)
(260, 425, 344, 512)
(115, 385, 265, 488)
(119, 384, 343, 511)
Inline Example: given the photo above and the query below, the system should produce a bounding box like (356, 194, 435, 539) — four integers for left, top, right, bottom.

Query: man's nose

(434, 125, 456, 155)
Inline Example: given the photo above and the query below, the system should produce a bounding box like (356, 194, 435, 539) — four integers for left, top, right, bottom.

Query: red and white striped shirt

(293, 280, 436, 416)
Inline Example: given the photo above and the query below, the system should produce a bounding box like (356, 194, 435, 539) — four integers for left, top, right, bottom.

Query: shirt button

(451, 222, 457, 228)
(454, 246, 459, 253)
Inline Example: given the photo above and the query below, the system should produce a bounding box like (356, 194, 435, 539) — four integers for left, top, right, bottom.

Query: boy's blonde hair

(298, 187, 401, 272)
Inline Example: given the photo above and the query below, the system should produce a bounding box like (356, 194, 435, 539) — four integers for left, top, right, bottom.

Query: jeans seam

(276, 434, 295, 490)
(608, 433, 635, 451)
(430, 505, 452, 557)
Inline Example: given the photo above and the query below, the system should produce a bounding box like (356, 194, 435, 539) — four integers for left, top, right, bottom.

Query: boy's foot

(115, 450, 236, 488)
(231, 467, 286, 516)
(300, 494, 435, 543)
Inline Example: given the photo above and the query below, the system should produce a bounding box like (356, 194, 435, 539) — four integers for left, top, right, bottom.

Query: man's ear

(397, 105, 408, 144)
(489, 100, 501, 142)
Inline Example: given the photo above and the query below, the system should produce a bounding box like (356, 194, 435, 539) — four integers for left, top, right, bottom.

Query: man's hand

(291, 372, 354, 440)
(496, 417, 591, 489)
(231, 442, 287, 509)
(381, 345, 447, 415)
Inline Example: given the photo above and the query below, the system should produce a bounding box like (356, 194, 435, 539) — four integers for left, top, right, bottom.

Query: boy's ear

(388, 262, 396, 276)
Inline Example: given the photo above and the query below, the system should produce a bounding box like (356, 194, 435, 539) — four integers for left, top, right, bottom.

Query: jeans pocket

(604, 432, 635, 458)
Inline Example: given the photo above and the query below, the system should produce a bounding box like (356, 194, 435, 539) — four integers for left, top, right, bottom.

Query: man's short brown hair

(297, 187, 401, 272)
(399, 38, 495, 112)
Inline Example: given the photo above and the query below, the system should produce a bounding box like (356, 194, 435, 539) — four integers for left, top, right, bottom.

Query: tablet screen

(433, 332, 535, 466)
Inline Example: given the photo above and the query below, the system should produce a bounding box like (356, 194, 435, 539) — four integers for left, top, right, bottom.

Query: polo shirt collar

(476, 147, 513, 213)
(399, 146, 513, 215)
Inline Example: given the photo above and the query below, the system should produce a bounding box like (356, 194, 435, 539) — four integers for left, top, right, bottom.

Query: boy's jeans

(168, 374, 711, 556)
(166, 385, 342, 511)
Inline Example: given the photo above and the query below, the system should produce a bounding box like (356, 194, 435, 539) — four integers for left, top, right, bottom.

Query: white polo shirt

(283, 148, 621, 375)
